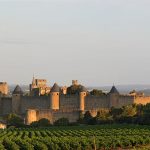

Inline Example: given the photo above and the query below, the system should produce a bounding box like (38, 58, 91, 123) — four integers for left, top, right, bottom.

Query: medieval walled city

(0, 78, 150, 125)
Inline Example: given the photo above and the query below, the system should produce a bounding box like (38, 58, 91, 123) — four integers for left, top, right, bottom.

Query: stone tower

(30, 75, 37, 90)
(26, 109, 37, 125)
(79, 86, 87, 111)
(72, 80, 78, 86)
(50, 83, 60, 110)
(109, 85, 120, 107)
(0, 82, 9, 95)
(12, 85, 23, 114)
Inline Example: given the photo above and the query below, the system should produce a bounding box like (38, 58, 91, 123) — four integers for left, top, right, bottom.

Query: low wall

(26, 109, 80, 124)
(53, 111, 79, 123)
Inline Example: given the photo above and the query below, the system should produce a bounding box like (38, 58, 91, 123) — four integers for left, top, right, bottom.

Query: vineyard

(0, 125, 150, 150)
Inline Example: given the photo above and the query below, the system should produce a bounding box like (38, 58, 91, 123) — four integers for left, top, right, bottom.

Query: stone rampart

(59, 95, 79, 111)
(26, 109, 79, 124)
(20, 96, 49, 114)
(110, 95, 134, 108)
(134, 96, 150, 105)
(1, 97, 12, 115)
(85, 95, 109, 110)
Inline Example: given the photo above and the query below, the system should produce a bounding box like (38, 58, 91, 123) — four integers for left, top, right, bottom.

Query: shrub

(54, 118, 69, 126)
(6, 113, 24, 127)
(30, 118, 50, 127)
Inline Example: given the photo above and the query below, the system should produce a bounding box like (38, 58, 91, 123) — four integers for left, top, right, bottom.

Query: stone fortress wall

(20, 96, 50, 114)
(134, 96, 150, 105)
(59, 95, 80, 111)
(110, 95, 135, 108)
(1, 80, 150, 124)
(0, 97, 12, 115)
(25, 92, 147, 124)
(85, 95, 110, 110)
(26, 109, 80, 125)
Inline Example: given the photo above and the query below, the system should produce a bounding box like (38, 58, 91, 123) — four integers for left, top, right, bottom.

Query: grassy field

(0, 124, 150, 150)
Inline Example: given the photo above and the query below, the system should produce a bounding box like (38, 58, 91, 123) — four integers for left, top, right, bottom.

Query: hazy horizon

(0, 0, 150, 86)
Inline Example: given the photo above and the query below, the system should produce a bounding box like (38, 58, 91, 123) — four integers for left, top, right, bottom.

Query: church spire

(32, 74, 36, 87)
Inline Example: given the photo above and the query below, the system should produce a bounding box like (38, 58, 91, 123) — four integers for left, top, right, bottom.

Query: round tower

(26, 109, 37, 125)
(50, 83, 60, 110)
(109, 85, 120, 107)
(12, 85, 23, 114)
(79, 86, 87, 111)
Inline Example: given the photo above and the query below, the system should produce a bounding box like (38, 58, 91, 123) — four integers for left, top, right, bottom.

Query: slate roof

(51, 83, 60, 92)
(13, 85, 23, 95)
(109, 86, 119, 94)
(80, 86, 87, 92)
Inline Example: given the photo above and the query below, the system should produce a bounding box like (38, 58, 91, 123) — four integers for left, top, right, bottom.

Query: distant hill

(139, 89, 150, 96)
(9, 84, 150, 96)
(88, 84, 150, 95)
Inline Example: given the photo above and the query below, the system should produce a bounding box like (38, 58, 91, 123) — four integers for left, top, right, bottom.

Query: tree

(83, 111, 94, 124)
(90, 89, 105, 96)
(95, 109, 113, 124)
(30, 121, 39, 127)
(54, 118, 69, 126)
(137, 103, 150, 125)
(30, 118, 50, 127)
(110, 105, 137, 124)
(142, 103, 150, 117)
(67, 85, 82, 95)
(38, 118, 50, 126)
(121, 105, 137, 117)
(110, 107, 123, 119)
(6, 113, 24, 127)
(78, 111, 85, 124)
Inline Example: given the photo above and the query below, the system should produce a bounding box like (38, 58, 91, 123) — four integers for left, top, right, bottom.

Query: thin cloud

(0, 39, 37, 45)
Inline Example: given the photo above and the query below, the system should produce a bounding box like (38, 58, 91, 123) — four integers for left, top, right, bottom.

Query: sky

(0, 0, 150, 86)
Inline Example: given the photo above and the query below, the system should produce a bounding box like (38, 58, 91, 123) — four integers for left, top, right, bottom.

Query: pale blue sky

(0, 0, 150, 86)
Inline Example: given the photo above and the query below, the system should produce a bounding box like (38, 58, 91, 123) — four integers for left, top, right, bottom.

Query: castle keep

(0, 79, 150, 125)
(30, 77, 50, 96)
(0, 82, 8, 95)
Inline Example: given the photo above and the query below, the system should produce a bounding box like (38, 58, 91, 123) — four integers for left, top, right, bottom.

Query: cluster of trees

(4, 114, 70, 128)
(67, 84, 106, 96)
(90, 89, 106, 96)
(5, 103, 150, 127)
(67, 85, 83, 95)
(30, 118, 69, 127)
(5, 113, 24, 127)
(79, 103, 150, 125)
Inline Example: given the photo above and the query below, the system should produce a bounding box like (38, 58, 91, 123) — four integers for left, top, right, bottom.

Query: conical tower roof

(109, 86, 119, 94)
(80, 86, 87, 92)
(32, 75, 36, 85)
(51, 83, 60, 92)
(13, 85, 23, 95)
